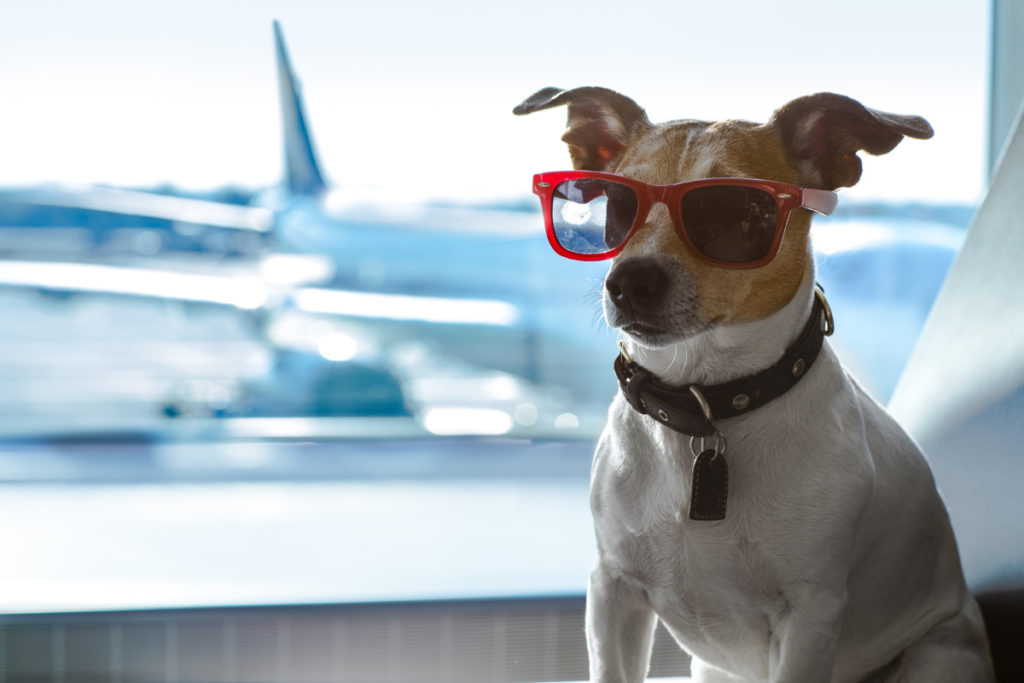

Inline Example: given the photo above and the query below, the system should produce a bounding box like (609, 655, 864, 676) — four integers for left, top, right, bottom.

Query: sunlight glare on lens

(560, 201, 593, 226)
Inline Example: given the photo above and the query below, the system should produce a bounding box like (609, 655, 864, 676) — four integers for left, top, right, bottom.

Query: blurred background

(0, 1, 1007, 681)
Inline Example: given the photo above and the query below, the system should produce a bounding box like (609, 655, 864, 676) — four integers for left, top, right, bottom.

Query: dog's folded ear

(513, 86, 650, 171)
(769, 93, 934, 190)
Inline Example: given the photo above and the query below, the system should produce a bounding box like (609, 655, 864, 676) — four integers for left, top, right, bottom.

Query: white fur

(587, 273, 995, 682)
(621, 276, 813, 387)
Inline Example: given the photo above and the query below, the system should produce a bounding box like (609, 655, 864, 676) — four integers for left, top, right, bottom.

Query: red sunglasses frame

(531, 170, 838, 269)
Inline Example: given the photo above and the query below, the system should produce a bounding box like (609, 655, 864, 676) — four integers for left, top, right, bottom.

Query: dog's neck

(623, 274, 817, 388)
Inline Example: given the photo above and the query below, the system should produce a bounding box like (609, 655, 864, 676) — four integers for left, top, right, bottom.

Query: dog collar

(614, 286, 834, 438)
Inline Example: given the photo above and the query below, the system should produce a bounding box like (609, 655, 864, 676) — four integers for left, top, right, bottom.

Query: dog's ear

(513, 86, 651, 171)
(769, 93, 934, 190)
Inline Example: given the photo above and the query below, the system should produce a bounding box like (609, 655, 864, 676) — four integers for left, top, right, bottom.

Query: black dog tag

(689, 449, 728, 521)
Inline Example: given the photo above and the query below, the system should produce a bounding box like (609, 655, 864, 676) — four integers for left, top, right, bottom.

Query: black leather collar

(614, 288, 833, 437)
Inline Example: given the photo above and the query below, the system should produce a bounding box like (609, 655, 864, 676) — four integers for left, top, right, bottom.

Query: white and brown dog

(515, 88, 994, 682)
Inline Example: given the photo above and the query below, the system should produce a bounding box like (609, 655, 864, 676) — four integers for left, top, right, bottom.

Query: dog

(514, 87, 995, 682)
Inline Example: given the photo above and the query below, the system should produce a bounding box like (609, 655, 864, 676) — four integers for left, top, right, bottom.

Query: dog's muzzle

(603, 257, 703, 344)
(605, 258, 669, 315)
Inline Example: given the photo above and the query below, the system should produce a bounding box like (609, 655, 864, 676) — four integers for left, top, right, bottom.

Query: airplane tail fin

(274, 21, 327, 196)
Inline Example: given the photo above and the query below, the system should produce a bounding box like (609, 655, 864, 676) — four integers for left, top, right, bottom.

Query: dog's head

(514, 87, 932, 347)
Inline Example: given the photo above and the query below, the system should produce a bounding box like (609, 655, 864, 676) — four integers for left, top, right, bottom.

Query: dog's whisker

(580, 281, 608, 332)
(670, 345, 685, 372)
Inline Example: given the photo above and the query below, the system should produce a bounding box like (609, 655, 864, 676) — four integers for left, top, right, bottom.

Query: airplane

(0, 21, 619, 437)
(0, 22, 967, 438)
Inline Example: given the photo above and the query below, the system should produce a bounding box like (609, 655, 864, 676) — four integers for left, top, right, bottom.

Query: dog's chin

(618, 321, 705, 349)
(605, 298, 710, 349)
(620, 322, 674, 347)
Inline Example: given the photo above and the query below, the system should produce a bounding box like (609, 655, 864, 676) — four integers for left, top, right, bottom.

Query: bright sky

(1, 1, 990, 203)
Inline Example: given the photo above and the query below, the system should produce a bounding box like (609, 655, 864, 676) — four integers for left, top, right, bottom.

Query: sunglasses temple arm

(801, 188, 839, 216)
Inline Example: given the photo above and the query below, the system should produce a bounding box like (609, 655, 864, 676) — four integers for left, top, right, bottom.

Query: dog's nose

(605, 258, 669, 312)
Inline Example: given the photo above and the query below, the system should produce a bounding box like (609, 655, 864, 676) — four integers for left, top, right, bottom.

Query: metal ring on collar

(688, 385, 714, 423)
(689, 432, 727, 458)
(814, 285, 835, 336)
(617, 340, 634, 364)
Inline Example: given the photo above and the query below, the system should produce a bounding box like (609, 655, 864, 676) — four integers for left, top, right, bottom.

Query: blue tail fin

(274, 21, 327, 196)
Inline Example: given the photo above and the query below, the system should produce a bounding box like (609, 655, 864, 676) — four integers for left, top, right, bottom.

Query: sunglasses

(532, 171, 838, 268)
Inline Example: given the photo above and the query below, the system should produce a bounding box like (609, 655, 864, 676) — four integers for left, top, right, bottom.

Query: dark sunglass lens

(680, 186, 778, 263)
(551, 179, 638, 255)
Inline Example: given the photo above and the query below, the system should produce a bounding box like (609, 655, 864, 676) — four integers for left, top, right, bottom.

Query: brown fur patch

(614, 119, 814, 324)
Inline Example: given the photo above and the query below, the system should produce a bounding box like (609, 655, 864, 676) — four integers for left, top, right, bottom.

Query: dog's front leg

(768, 582, 847, 683)
(586, 565, 657, 683)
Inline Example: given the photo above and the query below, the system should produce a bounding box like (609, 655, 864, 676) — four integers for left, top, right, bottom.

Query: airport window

(1, 2, 1008, 681)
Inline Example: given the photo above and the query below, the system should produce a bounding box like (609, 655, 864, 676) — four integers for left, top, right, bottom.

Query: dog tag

(689, 449, 728, 521)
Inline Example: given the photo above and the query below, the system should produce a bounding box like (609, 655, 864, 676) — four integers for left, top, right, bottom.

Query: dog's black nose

(605, 258, 669, 312)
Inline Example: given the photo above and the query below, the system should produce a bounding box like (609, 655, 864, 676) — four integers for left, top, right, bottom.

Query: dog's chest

(601, 476, 784, 609)
(604, 491, 784, 672)
(593, 420, 788, 661)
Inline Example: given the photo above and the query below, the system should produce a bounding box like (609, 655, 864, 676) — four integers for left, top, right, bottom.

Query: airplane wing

(0, 184, 273, 233)
(0, 259, 269, 308)
(0, 258, 522, 328)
